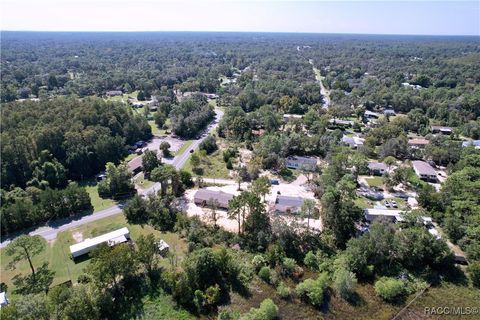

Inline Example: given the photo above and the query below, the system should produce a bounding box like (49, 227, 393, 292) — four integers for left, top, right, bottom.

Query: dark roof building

(431, 125, 453, 135)
(274, 195, 305, 214)
(194, 189, 234, 209)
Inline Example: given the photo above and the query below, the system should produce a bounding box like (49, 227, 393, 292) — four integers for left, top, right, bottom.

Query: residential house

(408, 138, 430, 149)
(462, 140, 480, 149)
(329, 119, 354, 128)
(383, 109, 396, 116)
(70, 227, 131, 259)
(364, 110, 380, 119)
(283, 114, 303, 122)
(368, 162, 388, 176)
(194, 189, 234, 209)
(412, 160, 437, 181)
(274, 195, 305, 214)
(128, 156, 143, 175)
(106, 90, 123, 97)
(431, 125, 453, 135)
(286, 156, 317, 171)
(342, 135, 365, 149)
(364, 208, 404, 223)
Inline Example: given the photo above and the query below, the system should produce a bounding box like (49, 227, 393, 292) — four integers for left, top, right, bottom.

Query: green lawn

(355, 196, 375, 209)
(104, 90, 139, 103)
(174, 140, 193, 156)
(134, 172, 155, 190)
(365, 176, 384, 188)
(183, 150, 230, 179)
(79, 180, 116, 212)
(0, 214, 188, 300)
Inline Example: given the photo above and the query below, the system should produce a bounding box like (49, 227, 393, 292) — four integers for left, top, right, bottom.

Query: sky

(0, 0, 478, 36)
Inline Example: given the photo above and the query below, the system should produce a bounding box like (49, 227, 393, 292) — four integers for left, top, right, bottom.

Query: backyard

(0, 214, 188, 298)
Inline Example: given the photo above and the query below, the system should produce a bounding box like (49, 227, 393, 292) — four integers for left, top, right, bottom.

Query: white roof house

(69, 227, 130, 258)
(286, 156, 317, 171)
(0, 292, 8, 307)
(364, 208, 404, 222)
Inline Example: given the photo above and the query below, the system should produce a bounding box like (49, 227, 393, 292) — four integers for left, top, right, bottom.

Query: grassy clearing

(355, 196, 375, 209)
(134, 172, 155, 190)
(175, 140, 193, 156)
(79, 180, 116, 212)
(104, 90, 139, 103)
(140, 294, 195, 319)
(365, 176, 384, 188)
(0, 214, 188, 299)
(394, 282, 480, 320)
(183, 150, 230, 179)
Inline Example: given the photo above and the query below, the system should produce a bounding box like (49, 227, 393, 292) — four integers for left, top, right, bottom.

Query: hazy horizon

(0, 1, 479, 36)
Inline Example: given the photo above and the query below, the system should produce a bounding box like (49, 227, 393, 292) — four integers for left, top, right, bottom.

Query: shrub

(241, 299, 279, 320)
(374, 277, 407, 302)
(281, 257, 297, 276)
(258, 266, 271, 283)
(468, 261, 480, 288)
(276, 281, 291, 299)
(333, 268, 357, 300)
(295, 272, 329, 307)
(251, 255, 266, 271)
(304, 251, 318, 270)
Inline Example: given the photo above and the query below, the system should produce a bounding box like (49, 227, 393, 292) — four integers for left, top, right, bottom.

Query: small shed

(157, 240, 170, 256)
(0, 292, 8, 308)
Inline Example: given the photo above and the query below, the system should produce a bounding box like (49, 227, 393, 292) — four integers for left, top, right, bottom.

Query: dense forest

(1, 32, 479, 319)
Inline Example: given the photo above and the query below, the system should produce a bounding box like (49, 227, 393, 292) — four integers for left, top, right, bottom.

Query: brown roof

(408, 138, 430, 146)
(194, 189, 234, 209)
(128, 156, 143, 172)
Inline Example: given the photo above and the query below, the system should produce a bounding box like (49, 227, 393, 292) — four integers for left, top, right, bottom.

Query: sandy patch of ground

(144, 137, 184, 153)
(72, 231, 83, 243)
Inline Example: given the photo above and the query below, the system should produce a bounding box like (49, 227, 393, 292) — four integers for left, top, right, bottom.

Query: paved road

(0, 108, 224, 248)
(308, 59, 330, 108)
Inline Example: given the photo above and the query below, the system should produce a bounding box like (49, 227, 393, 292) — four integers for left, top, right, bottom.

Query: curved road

(0, 108, 224, 248)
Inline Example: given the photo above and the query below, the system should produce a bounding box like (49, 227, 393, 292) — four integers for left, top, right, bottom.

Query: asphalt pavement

(0, 107, 224, 247)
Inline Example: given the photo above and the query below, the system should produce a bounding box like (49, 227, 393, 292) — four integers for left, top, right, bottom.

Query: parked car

(384, 200, 391, 208)
(391, 200, 398, 208)
(270, 179, 279, 185)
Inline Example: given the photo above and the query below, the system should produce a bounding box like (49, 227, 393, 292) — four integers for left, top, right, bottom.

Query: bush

(468, 261, 480, 288)
(304, 251, 318, 270)
(276, 281, 291, 299)
(295, 272, 329, 307)
(281, 257, 297, 276)
(258, 266, 271, 283)
(374, 277, 407, 302)
(333, 268, 357, 300)
(241, 299, 279, 320)
(251, 255, 266, 271)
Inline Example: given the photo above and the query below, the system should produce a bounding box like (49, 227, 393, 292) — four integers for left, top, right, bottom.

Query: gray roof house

(412, 160, 437, 181)
(286, 156, 317, 171)
(462, 140, 480, 149)
(364, 110, 380, 119)
(364, 208, 404, 222)
(194, 189, 234, 209)
(431, 125, 453, 135)
(368, 162, 388, 175)
(106, 90, 123, 97)
(274, 195, 305, 214)
(342, 135, 365, 149)
(383, 109, 396, 116)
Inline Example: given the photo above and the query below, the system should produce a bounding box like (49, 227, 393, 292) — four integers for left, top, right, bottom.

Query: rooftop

(70, 227, 130, 255)
(368, 162, 388, 171)
(412, 160, 437, 176)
